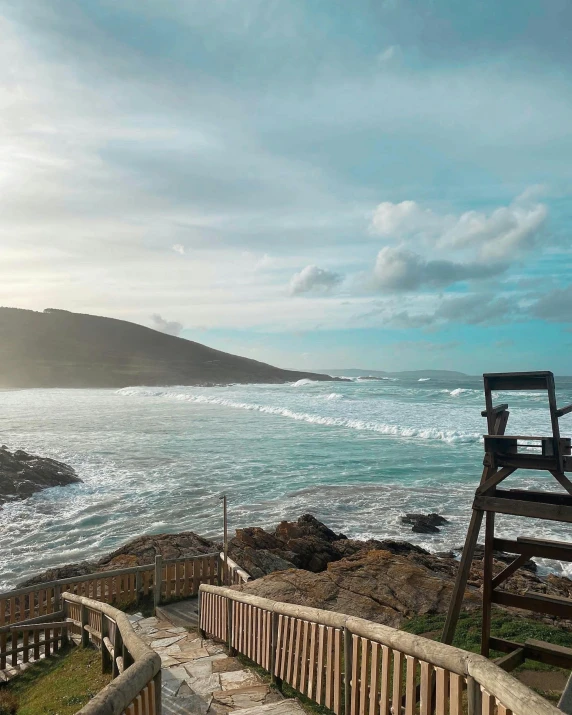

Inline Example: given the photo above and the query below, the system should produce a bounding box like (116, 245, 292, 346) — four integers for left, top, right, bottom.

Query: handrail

(62, 592, 161, 715)
(0, 551, 220, 626)
(219, 552, 250, 584)
(200, 584, 562, 715)
(0, 552, 219, 600)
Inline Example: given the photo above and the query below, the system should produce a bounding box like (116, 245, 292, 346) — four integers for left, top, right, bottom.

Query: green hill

(0, 308, 333, 388)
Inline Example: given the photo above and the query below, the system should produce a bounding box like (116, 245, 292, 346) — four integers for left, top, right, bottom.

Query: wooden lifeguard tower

(442, 371, 572, 683)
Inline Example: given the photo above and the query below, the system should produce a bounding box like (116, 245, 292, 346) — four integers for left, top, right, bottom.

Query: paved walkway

(129, 609, 303, 715)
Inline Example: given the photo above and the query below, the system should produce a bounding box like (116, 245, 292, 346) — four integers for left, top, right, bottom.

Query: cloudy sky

(2, 0, 571, 373)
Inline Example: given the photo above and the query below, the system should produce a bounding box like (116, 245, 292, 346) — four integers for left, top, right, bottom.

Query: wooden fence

(0, 552, 220, 627)
(0, 614, 70, 670)
(199, 584, 563, 715)
(219, 553, 251, 586)
(63, 592, 161, 715)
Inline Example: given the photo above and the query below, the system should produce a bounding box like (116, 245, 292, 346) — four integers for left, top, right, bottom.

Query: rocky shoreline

(15, 514, 572, 632)
(0, 445, 82, 507)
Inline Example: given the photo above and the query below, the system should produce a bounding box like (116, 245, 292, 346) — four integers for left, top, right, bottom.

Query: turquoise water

(2, 376, 572, 589)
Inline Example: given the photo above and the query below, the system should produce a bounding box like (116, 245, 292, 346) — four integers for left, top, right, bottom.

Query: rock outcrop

(0, 445, 82, 507)
(236, 549, 480, 627)
(400, 513, 449, 534)
(229, 515, 572, 628)
(228, 514, 389, 577)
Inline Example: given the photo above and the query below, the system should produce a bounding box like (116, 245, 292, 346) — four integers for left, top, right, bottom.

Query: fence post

(466, 676, 481, 715)
(227, 599, 236, 655)
(54, 584, 61, 614)
(154, 671, 162, 715)
(101, 615, 111, 674)
(135, 570, 142, 606)
(80, 603, 90, 648)
(271, 611, 282, 691)
(344, 626, 352, 715)
(61, 597, 69, 648)
(154, 555, 163, 611)
(112, 621, 121, 678)
(198, 589, 206, 639)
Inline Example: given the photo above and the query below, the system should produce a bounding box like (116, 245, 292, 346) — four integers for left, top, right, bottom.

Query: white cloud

(289, 265, 343, 295)
(369, 190, 548, 262)
(172, 244, 186, 255)
(373, 246, 505, 291)
(150, 314, 183, 335)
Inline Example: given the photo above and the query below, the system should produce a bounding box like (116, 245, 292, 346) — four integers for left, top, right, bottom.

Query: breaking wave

(117, 388, 481, 444)
(291, 378, 320, 387)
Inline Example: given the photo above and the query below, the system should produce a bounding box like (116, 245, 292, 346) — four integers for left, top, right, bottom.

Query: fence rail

(199, 584, 562, 715)
(0, 552, 220, 627)
(220, 553, 251, 586)
(63, 592, 161, 715)
(0, 616, 69, 670)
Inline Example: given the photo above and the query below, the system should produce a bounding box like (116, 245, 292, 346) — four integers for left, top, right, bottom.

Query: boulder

(236, 549, 481, 628)
(0, 445, 81, 507)
(401, 513, 449, 534)
(97, 531, 216, 569)
(228, 514, 395, 577)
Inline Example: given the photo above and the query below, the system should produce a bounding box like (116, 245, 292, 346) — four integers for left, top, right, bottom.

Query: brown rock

(236, 549, 480, 628)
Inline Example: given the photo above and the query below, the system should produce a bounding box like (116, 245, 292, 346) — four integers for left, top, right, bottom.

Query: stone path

(129, 611, 303, 715)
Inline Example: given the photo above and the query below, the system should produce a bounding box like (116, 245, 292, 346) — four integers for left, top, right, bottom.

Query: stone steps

(130, 600, 299, 715)
(156, 599, 200, 630)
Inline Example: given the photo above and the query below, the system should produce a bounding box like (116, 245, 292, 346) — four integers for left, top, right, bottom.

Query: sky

(1, 0, 571, 374)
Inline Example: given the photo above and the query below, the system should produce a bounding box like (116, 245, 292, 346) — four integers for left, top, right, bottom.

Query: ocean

(2, 375, 572, 590)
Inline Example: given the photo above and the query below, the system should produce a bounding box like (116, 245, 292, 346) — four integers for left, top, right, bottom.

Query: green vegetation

(2, 645, 110, 715)
(403, 609, 572, 667)
(403, 610, 571, 703)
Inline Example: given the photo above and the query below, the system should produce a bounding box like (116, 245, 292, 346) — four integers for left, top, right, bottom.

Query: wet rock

(401, 513, 449, 534)
(0, 445, 81, 507)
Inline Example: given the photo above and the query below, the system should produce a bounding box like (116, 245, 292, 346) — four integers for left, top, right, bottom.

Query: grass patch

(3, 645, 111, 715)
(402, 609, 572, 668)
(402, 610, 571, 703)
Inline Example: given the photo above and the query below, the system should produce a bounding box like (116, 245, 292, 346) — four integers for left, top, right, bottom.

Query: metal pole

(222, 495, 228, 586)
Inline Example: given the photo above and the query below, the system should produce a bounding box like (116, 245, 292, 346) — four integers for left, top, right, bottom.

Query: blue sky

(1, 0, 571, 373)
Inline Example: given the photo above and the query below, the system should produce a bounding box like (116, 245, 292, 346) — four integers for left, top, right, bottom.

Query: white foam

(120, 390, 482, 444)
(450, 388, 469, 397)
(418, 377, 431, 382)
(326, 393, 343, 400)
(291, 378, 319, 387)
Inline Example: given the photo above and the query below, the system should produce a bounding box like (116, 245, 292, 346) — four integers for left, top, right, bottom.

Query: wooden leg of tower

(441, 507, 484, 644)
(481, 511, 495, 657)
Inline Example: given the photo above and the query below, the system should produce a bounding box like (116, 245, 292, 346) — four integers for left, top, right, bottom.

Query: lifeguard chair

(442, 372, 572, 693)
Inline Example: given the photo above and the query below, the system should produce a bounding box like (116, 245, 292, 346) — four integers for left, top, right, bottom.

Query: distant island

(0, 307, 334, 388)
(318, 368, 471, 379)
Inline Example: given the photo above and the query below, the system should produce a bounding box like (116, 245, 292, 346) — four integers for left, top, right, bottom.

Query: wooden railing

(63, 592, 161, 715)
(219, 553, 251, 586)
(0, 552, 220, 627)
(0, 614, 69, 671)
(199, 584, 563, 715)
